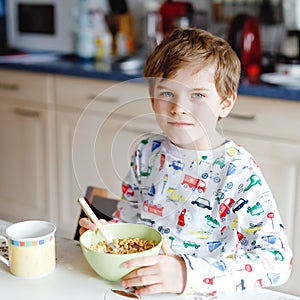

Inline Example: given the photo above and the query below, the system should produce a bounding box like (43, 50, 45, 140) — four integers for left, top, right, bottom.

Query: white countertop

(0, 220, 299, 300)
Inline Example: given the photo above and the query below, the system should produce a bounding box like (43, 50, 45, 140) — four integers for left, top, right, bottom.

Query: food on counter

(90, 237, 157, 254)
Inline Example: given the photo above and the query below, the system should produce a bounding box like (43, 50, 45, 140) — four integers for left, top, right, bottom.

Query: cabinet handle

(228, 113, 255, 121)
(13, 108, 40, 118)
(0, 82, 20, 91)
(88, 94, 119, 103)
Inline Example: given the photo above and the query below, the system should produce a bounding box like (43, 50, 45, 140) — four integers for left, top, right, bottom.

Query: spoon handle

(77, 197, 113, 244)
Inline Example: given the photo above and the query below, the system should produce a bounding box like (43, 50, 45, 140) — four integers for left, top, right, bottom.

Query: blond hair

(143, 28, 241, 100)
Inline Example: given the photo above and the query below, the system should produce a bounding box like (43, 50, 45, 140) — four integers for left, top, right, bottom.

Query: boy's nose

(170, 99, 188, 115)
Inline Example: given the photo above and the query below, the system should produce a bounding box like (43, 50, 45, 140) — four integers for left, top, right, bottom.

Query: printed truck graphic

(181, 174, 206, 193)
(143, 200, 164, 216)
(219, 198, 235, 219)
(122, 183, 138, 199)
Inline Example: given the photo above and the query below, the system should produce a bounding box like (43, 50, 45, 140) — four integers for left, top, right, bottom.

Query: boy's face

(150, 65, 236, 150)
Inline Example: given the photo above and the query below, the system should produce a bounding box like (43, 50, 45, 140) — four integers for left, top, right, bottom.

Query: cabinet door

(56, 110, 85, 238)
(57, 110, 110, 237)
(57, 110, 159, 238)
(0, 103, 56, 223)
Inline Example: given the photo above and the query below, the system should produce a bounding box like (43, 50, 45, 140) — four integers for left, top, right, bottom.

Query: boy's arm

(181, 176, 293, 296)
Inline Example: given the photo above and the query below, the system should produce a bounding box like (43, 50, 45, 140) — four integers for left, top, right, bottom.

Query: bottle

(76, 0, 95, 60)
(93, 11, 112, 61)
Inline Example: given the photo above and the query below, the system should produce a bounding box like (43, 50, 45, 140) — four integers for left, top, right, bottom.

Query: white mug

(0, 220, 56, 278)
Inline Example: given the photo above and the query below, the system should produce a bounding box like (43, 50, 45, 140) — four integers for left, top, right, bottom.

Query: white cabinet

(0, 70, 57, 224)
(221, 95, 300, 296)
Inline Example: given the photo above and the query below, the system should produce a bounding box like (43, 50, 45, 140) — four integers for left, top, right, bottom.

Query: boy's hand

(121, 238, 187, 296)
(78, 217, 108, 236)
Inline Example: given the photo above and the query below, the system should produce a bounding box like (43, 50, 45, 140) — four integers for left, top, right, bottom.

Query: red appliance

(227, 14, 262, 83)
(159, 0, 194, 36)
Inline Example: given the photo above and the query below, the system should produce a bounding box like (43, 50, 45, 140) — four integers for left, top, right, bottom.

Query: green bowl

(80, 223, 163, 281)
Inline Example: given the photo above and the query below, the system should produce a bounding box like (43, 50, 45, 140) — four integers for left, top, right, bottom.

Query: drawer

(55, 75, 152, 117)
(0, 70, 53, 104)
(221, 95, 300, 142)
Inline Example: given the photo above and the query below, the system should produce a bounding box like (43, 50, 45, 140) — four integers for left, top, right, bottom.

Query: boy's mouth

(168, 121, 193, 127)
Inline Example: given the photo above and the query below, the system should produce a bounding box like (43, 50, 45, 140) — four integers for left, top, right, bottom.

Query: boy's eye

(160, 91, 174, 98)
(192, 92, 204, 100)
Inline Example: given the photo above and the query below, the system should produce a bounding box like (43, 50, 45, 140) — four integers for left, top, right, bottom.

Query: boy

(79, 28, 292, 297)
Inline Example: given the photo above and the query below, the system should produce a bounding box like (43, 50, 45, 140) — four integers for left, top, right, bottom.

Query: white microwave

(6, 0, 77, 53)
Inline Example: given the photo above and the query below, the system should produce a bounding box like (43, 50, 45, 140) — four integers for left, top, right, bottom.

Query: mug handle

(0, 235, 9, 267)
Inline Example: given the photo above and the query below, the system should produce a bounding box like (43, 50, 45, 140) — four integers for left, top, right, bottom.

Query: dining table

(0, 219, 299, 300)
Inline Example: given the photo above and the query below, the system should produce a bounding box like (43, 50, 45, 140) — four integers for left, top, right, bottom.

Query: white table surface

(0, 220, 299, 300)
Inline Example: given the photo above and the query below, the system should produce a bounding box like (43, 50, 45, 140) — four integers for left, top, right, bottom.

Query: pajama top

(112, 133, 292, 295)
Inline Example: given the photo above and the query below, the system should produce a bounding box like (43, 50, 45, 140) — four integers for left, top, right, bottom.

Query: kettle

(227, 14, 262, 82)
(159, 0, 194, 36)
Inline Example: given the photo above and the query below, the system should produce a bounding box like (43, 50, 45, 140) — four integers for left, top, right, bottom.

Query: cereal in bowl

(90, 237, 157, 254)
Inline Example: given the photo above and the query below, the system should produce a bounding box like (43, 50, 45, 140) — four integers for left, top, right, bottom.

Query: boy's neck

(170, 133, 226, 151)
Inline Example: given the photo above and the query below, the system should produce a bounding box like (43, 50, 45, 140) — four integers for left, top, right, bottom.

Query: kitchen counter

(1, 220, 300, 300)
(0, 54, 299, 102)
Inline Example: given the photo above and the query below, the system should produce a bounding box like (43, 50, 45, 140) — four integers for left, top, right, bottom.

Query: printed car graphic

(188, 229, 211, 239)
(191, 197, 212, 210)
(233, 197, 249, 213)
(245, 252, 259, 261)
(263, 248, 284, 261)
(183, 240, 200, 249)
(166, 187, 185, 203)
(207, 241, 222, 252)
(169, 160, 184, 172)
(267, 273, 280, 284)
(247, 202, 264, 216)
(213, 156, 226, 169)
(246, 222, 263, 234)
(212, 260, 227, 271)
(205, 215, 220, 228)
(262, 235, 277, 245)
(244, 174, 261, 191)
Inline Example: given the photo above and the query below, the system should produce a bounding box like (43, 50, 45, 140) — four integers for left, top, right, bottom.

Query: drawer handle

(228, 113, 255, 121)
(88, 94, 119, 103)
(0, 82, 20, 91)
(13, 108, 40, 118)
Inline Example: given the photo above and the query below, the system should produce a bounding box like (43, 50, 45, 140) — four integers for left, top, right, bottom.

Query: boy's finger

(162, 237, 175, 256)
(79, 217, 97, 230)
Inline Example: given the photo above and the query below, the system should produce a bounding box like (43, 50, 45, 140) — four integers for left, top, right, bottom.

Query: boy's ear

(150, 97, 155, 109)
(219, 93, 237, 118)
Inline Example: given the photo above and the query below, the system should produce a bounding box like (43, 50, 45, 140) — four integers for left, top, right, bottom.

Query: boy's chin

(169, 137, 202, 150)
